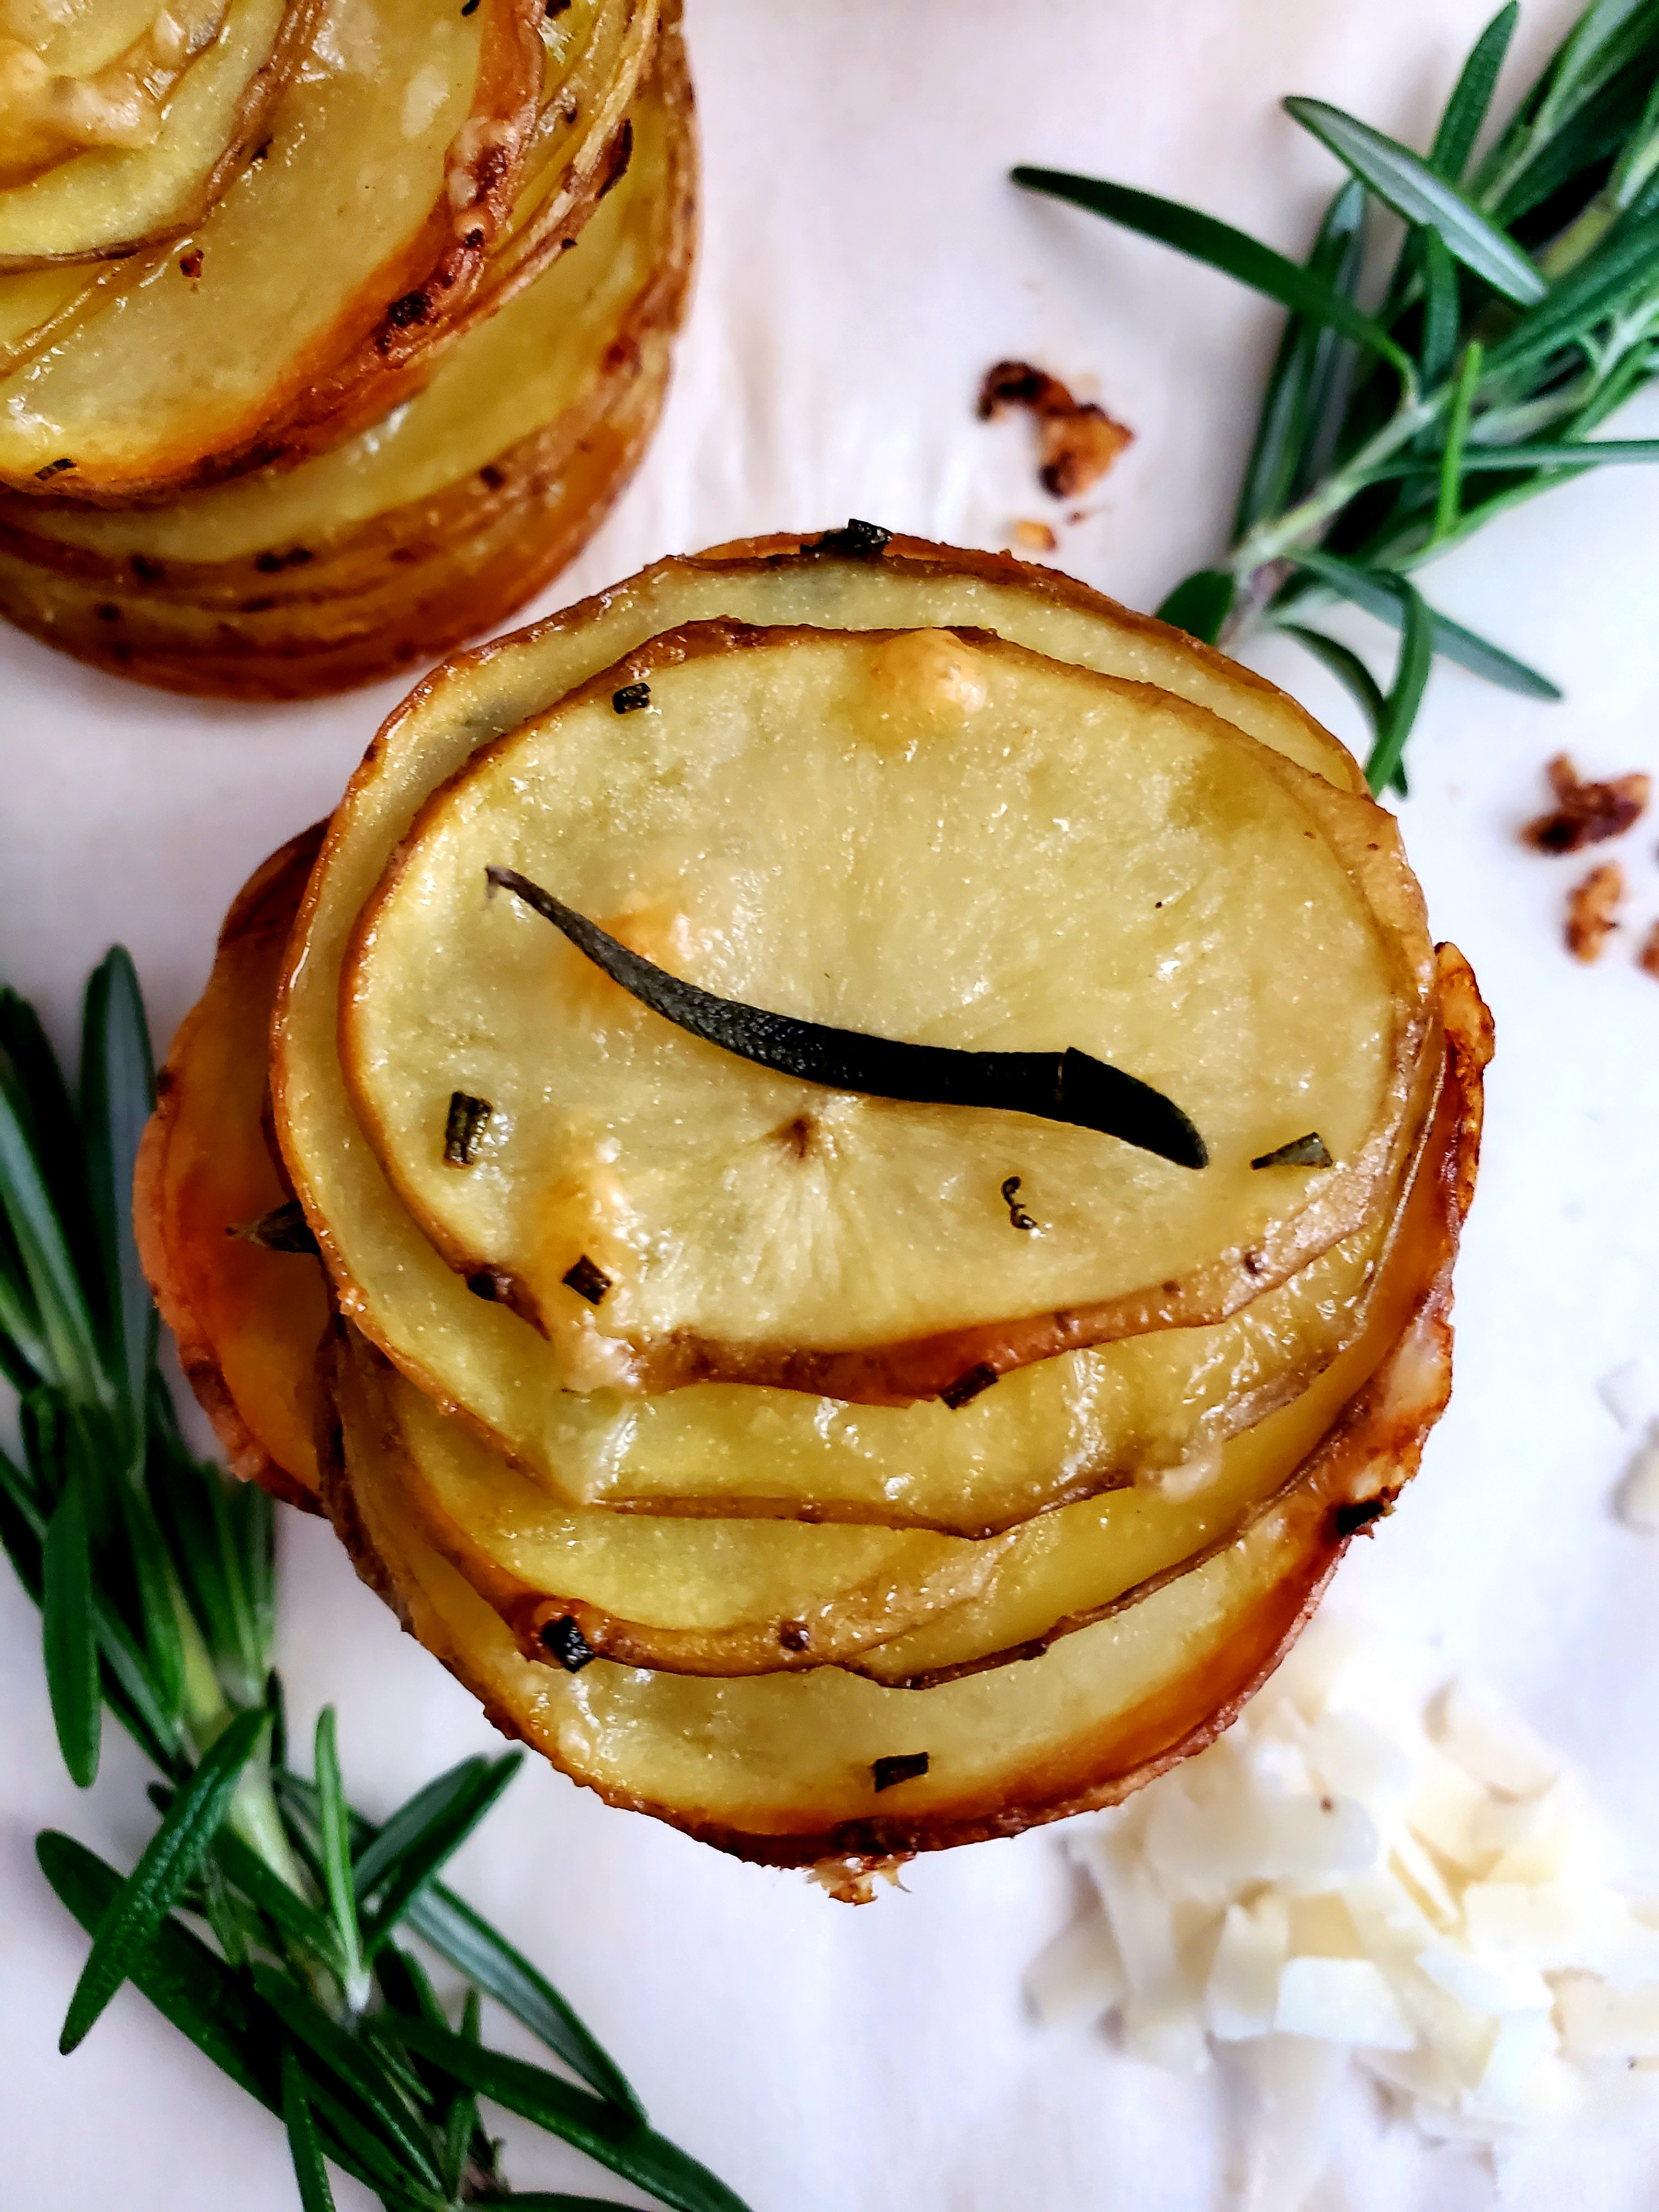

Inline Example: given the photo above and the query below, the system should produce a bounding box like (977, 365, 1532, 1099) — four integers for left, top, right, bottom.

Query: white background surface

(3, 2, 1658, 2205)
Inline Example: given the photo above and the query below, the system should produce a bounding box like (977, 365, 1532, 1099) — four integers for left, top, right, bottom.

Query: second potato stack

(0, 0, 691, 697)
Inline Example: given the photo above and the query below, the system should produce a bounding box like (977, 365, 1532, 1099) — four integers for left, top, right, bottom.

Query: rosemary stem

(1229, 391, 1444, 579)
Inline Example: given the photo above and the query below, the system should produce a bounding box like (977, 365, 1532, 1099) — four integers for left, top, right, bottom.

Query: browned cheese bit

(1523, 754, 1650, 854)
(1566, 862, 1624, 962)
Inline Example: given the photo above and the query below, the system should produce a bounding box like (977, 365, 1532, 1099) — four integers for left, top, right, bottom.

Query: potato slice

(343, 620, 1432, 1400)
(347, 1331, 1015, 1675)
(0, 0, 652, 501)
(134, 822, 328, 1509)
(151, 825, 1426, 1536)
(320, 940, 1482, 1860)
(349, 960, 1457, 1688)
(0, 0, 324, 269)
(273, 535, 1420, 1474)
(0, 15, 693, 695)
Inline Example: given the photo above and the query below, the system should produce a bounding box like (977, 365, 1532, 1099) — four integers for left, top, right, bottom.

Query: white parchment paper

(3, 3, 1657, 2205)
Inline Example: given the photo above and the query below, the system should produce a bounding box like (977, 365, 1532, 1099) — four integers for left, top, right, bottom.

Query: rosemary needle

(0, 953, 751, 2212)
(1014, 0, 1659, 794)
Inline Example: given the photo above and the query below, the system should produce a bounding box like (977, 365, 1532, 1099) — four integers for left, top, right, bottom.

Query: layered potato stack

(138, 531, 1492, 1882)
(0, 0, 691, 697)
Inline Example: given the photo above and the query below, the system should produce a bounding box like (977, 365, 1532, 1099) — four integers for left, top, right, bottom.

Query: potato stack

(0, 0, 692, 698)
(138, 532, 1491, 1883)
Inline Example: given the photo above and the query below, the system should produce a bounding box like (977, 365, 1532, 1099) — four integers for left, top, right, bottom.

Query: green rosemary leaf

(283, 2044, 340, 2212)
(0, 989, 98, 1294)
(110, 1447, 188, 1724)
(476, 2199, 644, 2209)
(356, 1753, 522, 1957)
(373, 2015, 754, 2212)
(1607, 65, 1659, 205)
(1154, 568, 1234, 642)
(316, 1707, 369, 2003)
(250, 1964, 445, 2190)
(1232, 182, 1365, 535)
(1289, 546, 1561, 698)
(59, 1705, 268, 2052)
(1486, 204, 1659, 376)
(37, 1830, 280, 2109)
(198, 1850, 251, 1971)
(212, 1825, 342, 1979)
(1476, 0, 1659, 214)
(1284, 97, 1545, 303)
(440, 1988, 484, 2200)
(1374, 436, 1659, 475)
(78, 950, 156, 1422)
(42, 1466, 99, 1788)
(0, 1438, 44, 1596)
(1431, 3, 1521, 180)
(1434, 340, 1486, 540)
(1277, 625, 1386, 740)
(1418, 229, 1461, 388)
(1366, 578, 1436, 795)
(403, 1882, 645, 2119)
(0, 1042, 105, 1402)
(1009, 166, 1413, 376)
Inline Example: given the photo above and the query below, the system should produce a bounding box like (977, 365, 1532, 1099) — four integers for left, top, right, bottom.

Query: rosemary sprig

(1014, 0, 1659, 794)
(0, 952, 751, 2212)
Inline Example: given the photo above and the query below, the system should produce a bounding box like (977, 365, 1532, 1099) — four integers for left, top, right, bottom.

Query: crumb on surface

(977, 360, 1132, 499)
(1639, 920, 1659, 983)
(1565, 861, 1623, 962)
(1522, 753, 1649, 854)
(1011, 518, 1058, 553)
(808, 1853, 913, 1905)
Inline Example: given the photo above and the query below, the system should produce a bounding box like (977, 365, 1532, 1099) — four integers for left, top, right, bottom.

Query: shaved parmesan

(1033, 1615, 1657, 2196)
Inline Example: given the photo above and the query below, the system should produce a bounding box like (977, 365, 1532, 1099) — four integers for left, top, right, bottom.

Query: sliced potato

(273, 537, 1421, 1471)
(0, 17, 693, 695)
(345, 620, 1432, 1400)
(0, 0, 324, 269)
(356, 955, 1463, 1690)
(134, 822, 328, 1508)
(0, 0, 658, 501)
(320, 944, 1480, 1859)
(147, 832, 1427, 1539)
(349, 1333, 1015, 1675)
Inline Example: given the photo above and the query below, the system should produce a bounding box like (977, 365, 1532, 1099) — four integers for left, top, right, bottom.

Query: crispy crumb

(1011, 518, 1058, 553)
(808, 1853, 913, 1905)
(1639, 921, 1659, 983)
(1522, 753, 1649, 854)
(1566, 861, 1623, 962)
(977, 360, 1132, 499)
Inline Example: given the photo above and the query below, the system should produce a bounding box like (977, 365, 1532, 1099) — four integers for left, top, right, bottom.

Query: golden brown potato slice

(319, 944, 1485, 1863)
(359, 973, 1449, 1683)
(139, 823, 1429, 1560)
(0, 0, 657, 501)
(134, 822, 328, 1509)
(0, 16, 693, 696)
(0, 0, 324, 268)
(272, 535, 1418, 1480)
(343, 620, 1433, 1401)
(347, 1331, 1017, 1675)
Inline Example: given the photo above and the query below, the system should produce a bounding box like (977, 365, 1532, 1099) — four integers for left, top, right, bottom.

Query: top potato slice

(342, 619, 1431, 1400)
(0, 0, 323, 269)
(0, 0, 553, 501)
(273, 535, 1415, 1450)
